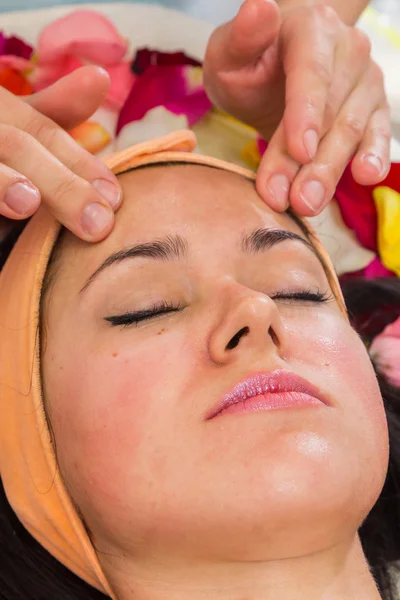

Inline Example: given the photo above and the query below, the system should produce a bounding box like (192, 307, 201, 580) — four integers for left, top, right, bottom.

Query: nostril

(269, 326, 278, 346)
(226, 326, 250, 351)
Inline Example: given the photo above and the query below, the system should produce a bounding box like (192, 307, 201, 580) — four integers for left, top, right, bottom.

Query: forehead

(116, 164, 298, 235)
(58, 164, 308, 281)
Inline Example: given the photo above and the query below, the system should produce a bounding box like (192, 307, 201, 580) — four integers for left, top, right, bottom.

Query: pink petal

(32, 55, 83, 91)
(332, 163, 378, 251)
(117, 65, 211, 134)
(131, 48, 200, 74)
(363, 256, 395, 278)
(37, 10, 128, 65)
(103, 62, 136, 111)
(0, 55, 32, 72)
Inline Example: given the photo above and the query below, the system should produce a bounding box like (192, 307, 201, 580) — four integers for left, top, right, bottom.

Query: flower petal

(115, 106, 189, 151)
(2, 35, 33, 60)
(32, 55, 83, 91)
(0, 55, 32, 72)
(68, 121, 112, 154)
(117, 65, 211, 134)
(37, 10, 128, 65)
(131, 48, 201, 75)
(0, 68, 33, 95)
(373, 185, 400, 277)
(103, 62, 136, 111)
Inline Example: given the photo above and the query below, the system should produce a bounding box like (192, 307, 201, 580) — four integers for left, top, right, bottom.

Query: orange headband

(0, 131, 346, 598)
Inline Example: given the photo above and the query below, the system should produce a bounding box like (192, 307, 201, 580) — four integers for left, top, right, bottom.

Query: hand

(0, 65, 121, 242)
(203, 0, 391, 216)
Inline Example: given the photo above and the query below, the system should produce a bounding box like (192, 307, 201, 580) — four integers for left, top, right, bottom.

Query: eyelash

(271, 289, 333, 304)
(104, 300, 181, 328)
(104, 289, 333, 328)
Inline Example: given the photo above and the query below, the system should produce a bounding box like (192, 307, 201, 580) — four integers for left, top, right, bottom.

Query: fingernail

(81, 202, 113, 235)
(362, 154, 383, 174)
(303, 129, 319, 160)
(266, 174, 290, 210)
(4, 182, 40, 216)
(300, 180, 326, 212)
(92, 179, 121, 209)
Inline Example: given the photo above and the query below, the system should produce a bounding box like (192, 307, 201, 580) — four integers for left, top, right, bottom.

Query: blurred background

(0, 0, 399, 23)
(0, 0, 243, 23)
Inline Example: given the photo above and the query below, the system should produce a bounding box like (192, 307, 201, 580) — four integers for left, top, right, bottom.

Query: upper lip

(206, 370, 329, 420)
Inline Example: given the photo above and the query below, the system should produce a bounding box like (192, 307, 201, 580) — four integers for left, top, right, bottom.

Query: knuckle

(352, 28, 372, 57)
(66, 153, 93, 177)
(24, 116, 60, 147)
(52, 172, 82, 201)
(338, 114, 365, 139)
(309, 56, 332, 85)
(372, 122, 391, 142)
(314, 4, 340, 26)
(370, 61, 385, 87)
(0, 124, 30, 157)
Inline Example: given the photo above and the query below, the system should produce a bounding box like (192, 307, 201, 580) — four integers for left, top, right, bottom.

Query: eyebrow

(80, 228, 317, 293)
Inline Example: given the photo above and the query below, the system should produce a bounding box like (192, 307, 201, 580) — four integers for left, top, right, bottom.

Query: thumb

(206, 0, 281, 73)
(23, 65, 110, 130)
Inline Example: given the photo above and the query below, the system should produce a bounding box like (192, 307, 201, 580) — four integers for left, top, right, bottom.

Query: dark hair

(343, 277, 400, 600)
(1, 225, 400, 598)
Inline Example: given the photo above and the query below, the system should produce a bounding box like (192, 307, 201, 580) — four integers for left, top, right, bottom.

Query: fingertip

(79, 201, 115, 242)
(236, 0, 279, 21)
(231, 0, 280, 53)
(256, 171, 289, 212)
(3, 182, 41, 219)
(73, 65, 111, 99)
(351, 153, 388, 186)
(289, 181, 327, 217)
(288, 194, 321, 217)
(284, 122, 317, 165)
(92, 178, 122, 211)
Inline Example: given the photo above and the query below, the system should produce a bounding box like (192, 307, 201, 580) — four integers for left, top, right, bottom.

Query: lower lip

(218, 392, 323, 417)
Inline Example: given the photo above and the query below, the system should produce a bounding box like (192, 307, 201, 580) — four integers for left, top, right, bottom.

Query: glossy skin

(42, 165, 388, 598)
(0, 0, 389, 241)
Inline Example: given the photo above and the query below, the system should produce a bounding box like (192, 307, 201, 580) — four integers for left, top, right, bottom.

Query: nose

(208, 291, 287, 366)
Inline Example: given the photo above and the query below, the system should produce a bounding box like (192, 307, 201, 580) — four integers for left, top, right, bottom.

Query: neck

(101, 535, 381, 600)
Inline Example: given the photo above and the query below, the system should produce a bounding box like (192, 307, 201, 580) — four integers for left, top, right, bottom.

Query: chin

(196, 428, 387, 562)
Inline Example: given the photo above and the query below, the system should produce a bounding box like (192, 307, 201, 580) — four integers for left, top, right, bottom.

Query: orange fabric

(0, 130, 346, 598)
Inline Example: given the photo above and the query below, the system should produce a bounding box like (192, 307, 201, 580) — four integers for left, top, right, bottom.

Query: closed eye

(271, 289, 334, 304)
(104, 301, 183, 328)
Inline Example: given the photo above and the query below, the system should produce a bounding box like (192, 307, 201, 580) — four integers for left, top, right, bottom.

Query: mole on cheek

(157, 328, 166, 336)
(112, 352, 119, 358)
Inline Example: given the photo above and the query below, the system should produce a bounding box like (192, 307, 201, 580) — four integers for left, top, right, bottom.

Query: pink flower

(32, 10, 135, 110)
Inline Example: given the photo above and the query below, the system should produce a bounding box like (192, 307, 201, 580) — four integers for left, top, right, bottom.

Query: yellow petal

(193, 109, 257, 167)
(68, 121, 112, 154)
(373, 185, 400, 276)
(241, 139, 262, 170)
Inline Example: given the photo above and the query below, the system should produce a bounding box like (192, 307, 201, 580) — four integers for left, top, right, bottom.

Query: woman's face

(42, 164, 388, 568)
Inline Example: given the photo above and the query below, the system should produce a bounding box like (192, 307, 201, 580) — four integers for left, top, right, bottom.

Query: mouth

(206, 370, 329, 420)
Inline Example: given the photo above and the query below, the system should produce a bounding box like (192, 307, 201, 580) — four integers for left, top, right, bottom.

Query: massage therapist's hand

(0, 66, 121, 242)
(203, 0, 391, 216)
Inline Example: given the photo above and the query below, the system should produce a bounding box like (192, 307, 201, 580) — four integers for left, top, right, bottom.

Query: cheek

(45, 328, 192, 511)
(284, 310, 388, 468)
